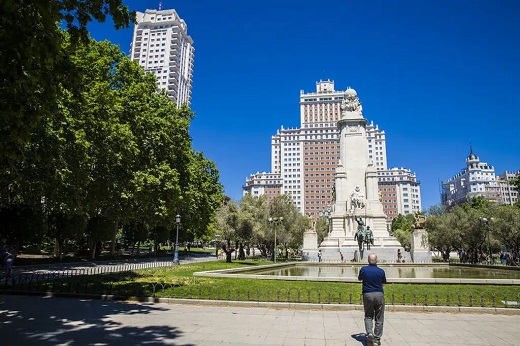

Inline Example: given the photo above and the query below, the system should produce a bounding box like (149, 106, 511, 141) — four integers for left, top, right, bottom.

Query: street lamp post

(173, 214, 181, 264)
(269, 217, 283, 263)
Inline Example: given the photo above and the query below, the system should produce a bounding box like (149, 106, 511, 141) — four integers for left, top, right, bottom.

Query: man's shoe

(366, 333, 374, 345)
(373, 337, 381, 345)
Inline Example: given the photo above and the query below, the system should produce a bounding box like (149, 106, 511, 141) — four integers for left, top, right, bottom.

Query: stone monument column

(318, 87, 403, 262)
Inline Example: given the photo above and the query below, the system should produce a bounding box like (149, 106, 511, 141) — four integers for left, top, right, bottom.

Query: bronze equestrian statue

(354, 216, 366, 251)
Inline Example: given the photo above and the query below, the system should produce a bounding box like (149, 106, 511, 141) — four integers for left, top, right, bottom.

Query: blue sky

(88, 0, 520, 210)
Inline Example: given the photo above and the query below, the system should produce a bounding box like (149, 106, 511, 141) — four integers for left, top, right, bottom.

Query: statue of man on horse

(354, 216, 366, 251)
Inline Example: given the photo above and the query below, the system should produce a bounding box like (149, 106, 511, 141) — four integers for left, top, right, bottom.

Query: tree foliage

(315, 217, 329, 245)
(390, 213, 414, 251)
(0, 0, 135, 177)
(214, 194, 310, 261)
(424, 202, 519, 263)
(0, 34, 223, 255)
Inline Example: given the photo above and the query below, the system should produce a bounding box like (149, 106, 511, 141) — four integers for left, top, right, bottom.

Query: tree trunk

(259, 245, 267, 258)
(238, 243, 245, 260)
(223, 240, 232, 263)
(54, 239, 60, 258)
(110, 220, 118, 256)
(59, 239, 64, 261)
(91, 242, 97, 260)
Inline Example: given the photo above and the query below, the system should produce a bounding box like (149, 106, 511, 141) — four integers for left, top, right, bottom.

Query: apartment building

(441, 149, 501, 207)
(130, 8, 194, 107)
(497, 170, 519, 205)
(379, 167, 422, 221)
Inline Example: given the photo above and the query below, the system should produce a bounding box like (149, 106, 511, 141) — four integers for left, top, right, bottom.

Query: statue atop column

(341, 88, 363, 113)
(413, 213, 426, 229)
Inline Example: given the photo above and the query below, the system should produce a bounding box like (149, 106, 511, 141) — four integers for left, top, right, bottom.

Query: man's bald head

(368, 253, 378, 264)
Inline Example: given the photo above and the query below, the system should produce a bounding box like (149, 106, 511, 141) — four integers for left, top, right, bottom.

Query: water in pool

(246, 265, 520, 279)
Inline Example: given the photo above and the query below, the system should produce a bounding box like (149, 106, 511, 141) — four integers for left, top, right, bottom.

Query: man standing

(358, 253, 386, 346)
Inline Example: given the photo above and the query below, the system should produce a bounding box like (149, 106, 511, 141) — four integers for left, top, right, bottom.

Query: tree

(238, 195, 268, 255)
(215, 201, 239, 262)
(424, 204, 447, 217)
(3, 34, 223, 254)
(0, 204, 47, 248)
(467, 196, 491, 211)
(47, 212, 87, 260)
(425, 213, 453, 261)
(0, 0, 134, 178)
(491, 205, 520, 263)
(86, 215, 116, 260)
(122, 222, 149, 255)
(268, 195, 304, 259)
(390, 214, 414, 251)
(315, 216, 329, 245)
(182, 151, 224, 240)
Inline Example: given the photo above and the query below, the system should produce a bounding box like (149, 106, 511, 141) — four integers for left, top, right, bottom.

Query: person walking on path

(358, 253, 386, 346)
(3, 246, 16, 278)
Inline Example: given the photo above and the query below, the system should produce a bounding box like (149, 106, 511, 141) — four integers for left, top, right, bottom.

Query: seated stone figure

(350, 185, 365, 211)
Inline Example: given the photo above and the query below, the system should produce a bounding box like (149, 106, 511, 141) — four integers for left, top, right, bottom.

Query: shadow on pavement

(351, 332, 368, 345)
(1, 295, 194, 345)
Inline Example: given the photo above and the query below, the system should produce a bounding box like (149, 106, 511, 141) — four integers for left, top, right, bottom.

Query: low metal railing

(1, 271, 519, 309)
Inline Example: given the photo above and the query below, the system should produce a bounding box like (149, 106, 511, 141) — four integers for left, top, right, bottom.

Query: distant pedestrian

(4, 246, 16, 278)
(358, 253, 386, 346)
(317, 250, 322, 262)
(340, 252, 344, 262)
(397, 249, 402, 263)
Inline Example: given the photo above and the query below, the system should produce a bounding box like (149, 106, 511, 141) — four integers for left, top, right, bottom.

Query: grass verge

(11, 260, 520, 308)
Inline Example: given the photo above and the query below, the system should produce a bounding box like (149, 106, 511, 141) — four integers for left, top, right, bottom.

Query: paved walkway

(1, 295, 519, 345)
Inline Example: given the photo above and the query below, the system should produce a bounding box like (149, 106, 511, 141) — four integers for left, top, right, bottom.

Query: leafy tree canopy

(0, 0, 135, 179)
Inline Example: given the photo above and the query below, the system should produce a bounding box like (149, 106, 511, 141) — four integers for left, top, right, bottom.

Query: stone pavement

(1, 295, 519, 345)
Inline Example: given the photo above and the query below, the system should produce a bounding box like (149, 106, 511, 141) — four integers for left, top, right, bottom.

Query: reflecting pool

(244, 265, 520, 280)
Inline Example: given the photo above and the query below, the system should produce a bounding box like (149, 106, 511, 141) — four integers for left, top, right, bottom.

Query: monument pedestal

(319, 212, 403, 262)
(302, 229, 319, 261)
(410, 229, 431, 262)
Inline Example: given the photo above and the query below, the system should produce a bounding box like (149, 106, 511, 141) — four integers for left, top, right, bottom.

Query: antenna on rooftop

(159, 1, 163, 10)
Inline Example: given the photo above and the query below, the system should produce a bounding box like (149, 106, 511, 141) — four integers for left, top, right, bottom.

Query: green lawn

(32, 260, 520, 309)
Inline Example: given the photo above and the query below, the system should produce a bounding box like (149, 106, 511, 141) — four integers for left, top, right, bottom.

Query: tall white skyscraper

(130, 9, 194, 107)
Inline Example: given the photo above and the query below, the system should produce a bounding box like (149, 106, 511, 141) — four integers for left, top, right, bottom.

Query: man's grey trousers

(363, 292, 385, 341)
